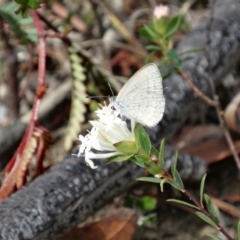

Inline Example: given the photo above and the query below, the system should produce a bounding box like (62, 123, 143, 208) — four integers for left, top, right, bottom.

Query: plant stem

(183, 189, 233, 240)
(179, 67, 240, 172)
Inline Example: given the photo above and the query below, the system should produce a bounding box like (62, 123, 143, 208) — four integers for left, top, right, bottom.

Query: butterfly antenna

(108, 82, 115, 96)
(86, 95, 108, 99)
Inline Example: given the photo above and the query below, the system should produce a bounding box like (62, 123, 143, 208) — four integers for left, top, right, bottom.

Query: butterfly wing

(113, 63, 165, 127)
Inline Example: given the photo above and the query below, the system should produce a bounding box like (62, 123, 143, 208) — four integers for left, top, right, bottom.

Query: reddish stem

(183, 189, 233, 240)
(29, 10, 46, 123)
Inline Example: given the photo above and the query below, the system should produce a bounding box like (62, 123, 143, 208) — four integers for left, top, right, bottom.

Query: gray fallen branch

(0, 0, 239, 239)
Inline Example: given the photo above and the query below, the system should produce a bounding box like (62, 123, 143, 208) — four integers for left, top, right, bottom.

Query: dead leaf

(58, 207, 138, 240)
(172, 125, 240, 164)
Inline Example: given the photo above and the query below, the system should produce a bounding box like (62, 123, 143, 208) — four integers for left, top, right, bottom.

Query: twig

(183, 189, 233, 240)
(205, 0, 240, 172)
(178, 68, 218, 107)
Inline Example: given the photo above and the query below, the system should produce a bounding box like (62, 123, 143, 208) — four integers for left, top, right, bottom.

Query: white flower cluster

(74, 103, 135, 169)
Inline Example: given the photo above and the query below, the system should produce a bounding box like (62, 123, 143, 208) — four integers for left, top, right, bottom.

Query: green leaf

(200, 174, 207, 206)
(238, 221, 240, 240)
(158, 138, 165, 167)
(170, 150, 184, 190)
(146, 45, 162, 51)
(159, 63, 176, 78)
(140, 196, 157, 211)
(108, 154, 133, 163)
(25, 28, 38, 42)
(144, 161, 161, 175)
(0, 2, 38, 41)
(139, 214, 157, 228)
(137, 177, 163, 184)
(150, 146, 159, 158)
(15, 0, 27, 3)
(206, 234, 223, 240)
(173, 59, 183, 68)
(167, 199, 199, 210)
(27, 0, 41, 9)
(15, 5, 28, 18)
(153, 17, 169, 35)
(166, 49, 182, 68)
(139, 24, 159, 41)
(179, 47, 203, 56)
(131, 157, 144, 167)
(166, 178, 183, 191)
(195, 212, 218, 229)
(173, 169, 184, 190)
(165, 15, 183, 38)
(204, 194, 219, 224)
(132, 155, 150, 168)
(171, 151, 178, 178)
(15, 0, 28, 5)
(134, 124, 151, 154)
(167, 49, 180, 62)
(114, 141, 138, 155)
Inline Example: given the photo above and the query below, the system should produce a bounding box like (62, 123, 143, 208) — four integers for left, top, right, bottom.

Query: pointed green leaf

(195, 212, 218, 229)
(204, 194, 219, 224)
(134, 124, 151, 154)
(15, 0, 27, 3)
(171, 151, 178, 179)
(150, 146, 159, 158)
(174, 60, 183, 69)
(131, 157, 145, 167)
(159, 62, 177, 78)
(27, 0, 42, 9)
(237, 221, 240, 240)
(200, 174, 207, 206)
(206, 234, 223, 240)
(166, 178, 183, 191)
(137, 177, 163, 184)
(132, 155, 150, 168)
(108, 154, 133, 163)
(146, 45, 162, 51)
(114, 141, 138, 155)
(165, 49, 182, 69)
(144, 161, 161, 175)
(158, 138, 165, 167)
(154, 17, 169, 35)
(173, 170, 184, 189)
(165, 15, 183, 38)
(167, 49, 180, 61)
(179, 47, 203, 55)
(139, 24, 159, 41)
(167, 199, 199, 210)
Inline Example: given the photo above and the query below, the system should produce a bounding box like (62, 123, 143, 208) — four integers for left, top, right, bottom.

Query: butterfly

(109, 63, 165, 128)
